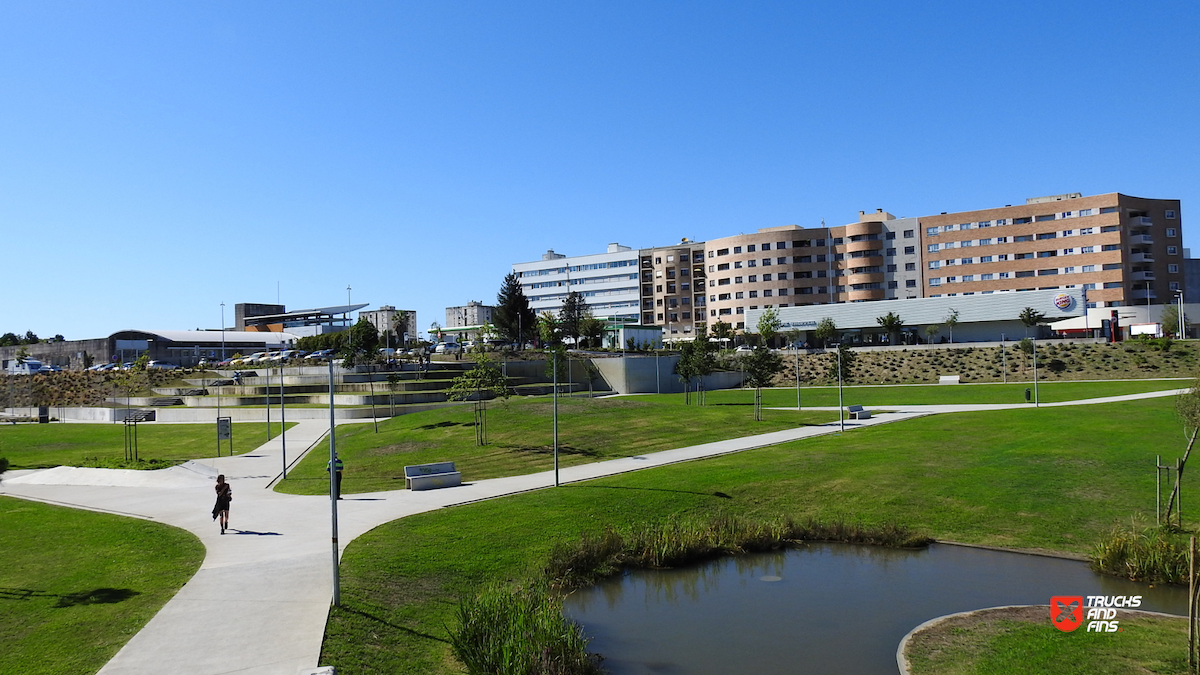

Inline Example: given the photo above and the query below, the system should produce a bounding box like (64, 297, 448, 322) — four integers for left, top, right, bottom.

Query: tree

(742, 346, 783, 421)
(558, 291, 589, 347)
(815, 318, 838, 348)
(537, 311, 562, 347)
(448, 354, 511, 446)
(0, 333, 18, 347)
(1165, 375, 1200, 524)
(757, 309, 781, 348)
(340, 318, 380, 366)
(674, 326, 717, 405)
(876, 311, 905, 345)
(1161, 305, 1187, 338)
(1019, 307, 1046, 338)
(22, 331, 38, 345)
(494, 272, 536, 346)
(711, 320, 734, 349)
(579, 314, 605, 349)
(944, 309, 960, 344)
(827, 343, 855, 382)
(924, 324, 940, 343)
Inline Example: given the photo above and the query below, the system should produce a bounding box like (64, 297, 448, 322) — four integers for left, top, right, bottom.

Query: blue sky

(3, 1, 1198, 340)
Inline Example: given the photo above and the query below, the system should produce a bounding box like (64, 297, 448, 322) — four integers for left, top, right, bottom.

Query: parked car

(306, 349, 334, 360)
(435, 342, 461, 355)
(147, 361, 178, 370)
(735, 345, 754, 353)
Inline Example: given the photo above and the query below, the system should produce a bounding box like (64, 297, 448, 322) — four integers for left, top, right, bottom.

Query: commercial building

(513, 244, 641, 323)
(511, 191, 1184, 342)
(236, 302, 368, 337)
(0, 330, 299, 370)
(919, 193, 1183, 308)
(746, 288, 1086, 345)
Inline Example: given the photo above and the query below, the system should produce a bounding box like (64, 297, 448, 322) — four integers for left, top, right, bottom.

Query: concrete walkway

(0, 388, 1183, 675)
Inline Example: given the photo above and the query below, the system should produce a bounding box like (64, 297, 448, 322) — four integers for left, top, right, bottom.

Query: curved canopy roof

(110, 330, 301, 345)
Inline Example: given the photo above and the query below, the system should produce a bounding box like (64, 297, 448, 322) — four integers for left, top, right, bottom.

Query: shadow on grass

(0, 586, 140, 607)
(336, 604, 450, 643)
(415, 421, 473, 430)
(570, 484, 734, 499)
(515, 444, 602, 458)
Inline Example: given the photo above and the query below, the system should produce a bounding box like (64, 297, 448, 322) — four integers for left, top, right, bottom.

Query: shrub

(1091, 524, 1191, 584)
(0, 456, 7, 473)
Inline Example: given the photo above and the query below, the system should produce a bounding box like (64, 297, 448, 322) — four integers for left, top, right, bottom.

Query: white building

(513, 244, 641, 323)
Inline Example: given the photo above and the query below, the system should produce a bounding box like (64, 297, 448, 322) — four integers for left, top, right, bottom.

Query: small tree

(924, 324, 940, 343)
(1164, 375, 1200, 524)
(711, 320, 734, 350)
(559, 291, 589, 347)
(1019, 307, 1046, 338)
(448, 355, 511, 446)
(674, 327, 717, 405)
(815, 318, 838, 348)
(1161, 305, 1186, 338)
(538, 312, 562, 347)
(742, 346, 783, 421)
(876, 311, 905, 345)
(757, 309, 781, 349)
(579, 314, 605, 349)
(827, 343, 855, 383)
(945, 309, 960, 344)
(494, 272, 536, 346)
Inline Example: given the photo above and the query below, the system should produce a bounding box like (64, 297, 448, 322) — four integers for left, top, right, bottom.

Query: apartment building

(512, 244, 641, 323)
(360, 305, 418, 344)
(919, 193, 1183, 307)
(445, 300, 495, 328)
(638, 239, 708, 337)
(702, 212, 921, 329)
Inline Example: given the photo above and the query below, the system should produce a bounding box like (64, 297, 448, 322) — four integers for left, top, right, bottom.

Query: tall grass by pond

(1091, 523, 1192, 584)
(448, 515, 930, 674)
(450, 582, 602, 675)
(544, 515, 932, 588)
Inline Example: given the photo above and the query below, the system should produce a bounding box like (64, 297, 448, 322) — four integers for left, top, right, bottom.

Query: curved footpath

(0, 389, 1184, 675)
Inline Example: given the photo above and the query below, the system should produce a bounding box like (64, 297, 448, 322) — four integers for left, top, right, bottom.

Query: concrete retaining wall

(590, 355, 745, 394)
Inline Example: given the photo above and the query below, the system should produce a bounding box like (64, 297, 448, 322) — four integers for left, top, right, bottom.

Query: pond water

(562, 543, 1188, 675)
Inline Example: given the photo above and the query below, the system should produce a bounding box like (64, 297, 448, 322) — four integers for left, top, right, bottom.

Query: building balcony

(1131, 252, 1155, 263)
(1131, 271, 1155, 282)
(1131, 216, 1154, 226)
(1131, 234, 1154, 245)
(845, 239, 883, 254)
(1130, 288, 1157, 301)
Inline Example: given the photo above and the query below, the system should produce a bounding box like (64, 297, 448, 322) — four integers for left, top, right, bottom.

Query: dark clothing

(212, 482, 232, 518)
(327, 459, 344, 499)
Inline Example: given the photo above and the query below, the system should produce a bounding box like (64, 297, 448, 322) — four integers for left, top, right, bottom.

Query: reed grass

(544, 515, 931, 589)
(450, 582, 603, 675)
(1090, 523, 1192, 584)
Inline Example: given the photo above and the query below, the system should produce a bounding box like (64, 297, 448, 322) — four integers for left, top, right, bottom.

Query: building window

(777, 257, 787, 265)
(981, 273, 994, 280)
(1082, 265, 1096, 272)
(718, 278, 730, 286)
(980, 256, 993, 263)
(1171, 282, 1181, 291)
(733, 246, 742, 254)
(1081, 246, 1095, 253)
(747, 245, 756, 252)
(748, 275, 757, 283)
(1167, 210, 1177, 219)
(761, 243, 771, 251)
(718, 293, 731, 301)
(928, 261, 940, 269)
(1169, 264, 1180, 273)
(961, 258, 974, 265)
(717, 248, 729, 256)
(999, 272, 1010, 279)
(1167, 228, 1178, 237)
(927, 244, 940, 253)
(886, 248, 896, 257)
(776, 272, 786, 280)
(905, 262, 916, 271)
(738, 292, 747, 299)
(1169, 246, 1179, 255)
(905, 279, 916, 287)
(929, 278, 942, 286)
(1104, 282, 1122, 289)
(885, 232, 896, 240)
(762, 258, 772, 266)
(1101, 244, 1120, 251)
(762, 273, 773, 281)
(763, 290, 773, 297)
(926, 227, 939, 236)
(734, 276, 743, 284)
(736, 307, 745, 314)
(778, 288, 788, 296)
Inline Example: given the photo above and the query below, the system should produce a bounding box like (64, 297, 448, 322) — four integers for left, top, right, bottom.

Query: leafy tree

(742, 346, 783, 421)
(944, 309, 960, 344)
(876, 311, 905, 344)
(340, 318, 380, 366)
(0, 333, 18, 347)
(579, 314, 605, 349)
(558, 291, 589, 347)
(494, 272, 536, 346)
(53, 334, 64, 342)
(1165, 374, 1200, 524)
(924, 324, 940, 343)
(1161, 305, 1187, 339)
(538, 311, 562, 347)
(1019, 307, 1046, 338)
(757, 308, 781, 347)
(448, 354, 511, 446)
(22, 331, 38, 345)
(15, 346, 30, 364)
(826, 343, 855, 382)
(815, 318, 838, 348)
(711, 320, 734, 348)
(674, 326, 717, 405)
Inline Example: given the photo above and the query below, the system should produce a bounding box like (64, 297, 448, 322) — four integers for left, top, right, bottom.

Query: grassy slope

(905, 608, 1188, 675)
(322, 396, 1200, 674)
(0, 496, 205, 675)
(0, 422, 293, 469)
(274, 396, 833, 495)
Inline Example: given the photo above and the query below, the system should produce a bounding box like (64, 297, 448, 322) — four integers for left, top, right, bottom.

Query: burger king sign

(1053, 293, 1074, 311)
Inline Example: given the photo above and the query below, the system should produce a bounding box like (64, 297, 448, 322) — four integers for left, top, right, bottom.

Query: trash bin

(1024, 388, 1031, 402)
(37, 406, 50, 423)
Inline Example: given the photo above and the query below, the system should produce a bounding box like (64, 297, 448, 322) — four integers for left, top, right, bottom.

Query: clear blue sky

(3, 1, 1198, 340)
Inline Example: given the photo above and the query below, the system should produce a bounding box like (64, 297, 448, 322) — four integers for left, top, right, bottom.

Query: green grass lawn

(275, 396, 833, 495)
(692, 378, 1186, 408)
(904, 607, 1188, 675)
(321, 397, 1200, 674)
(0, 422, 294, 469)
(0, 496, 204, 675)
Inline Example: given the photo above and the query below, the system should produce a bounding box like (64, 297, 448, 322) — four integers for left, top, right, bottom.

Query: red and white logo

(1051, 596, 1084, 632)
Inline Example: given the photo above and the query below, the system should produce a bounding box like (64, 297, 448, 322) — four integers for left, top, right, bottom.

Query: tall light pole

(1032, 338, 1039, 408)
(218, 303, 224, 433)
(328, 358, 340, 606)
(1177, 291, 1186, 339)
(552, 348, 559, 487)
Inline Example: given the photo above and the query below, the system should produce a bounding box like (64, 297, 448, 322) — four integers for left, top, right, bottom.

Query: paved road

(0, 388, 1183, 675)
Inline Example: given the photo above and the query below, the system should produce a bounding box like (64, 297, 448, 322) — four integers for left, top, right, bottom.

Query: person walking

(212, 474, 232, 534)
(327, 457, 344, 500)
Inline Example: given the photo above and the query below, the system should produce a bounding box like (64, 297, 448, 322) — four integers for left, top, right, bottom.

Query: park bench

(847, 404, 872, 420)
(938, 375, 961, 384)
(404, 462, 462, 491)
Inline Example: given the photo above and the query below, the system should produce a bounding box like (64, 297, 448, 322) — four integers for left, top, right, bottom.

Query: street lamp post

(552, 348, 559, 487)
(833, 343, 844, 432)
(1032, 338, 1039, 408)
(1177, 291, 1186, 339)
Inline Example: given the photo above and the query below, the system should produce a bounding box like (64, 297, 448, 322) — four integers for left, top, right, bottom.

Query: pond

(562, 543, 1187, 675)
